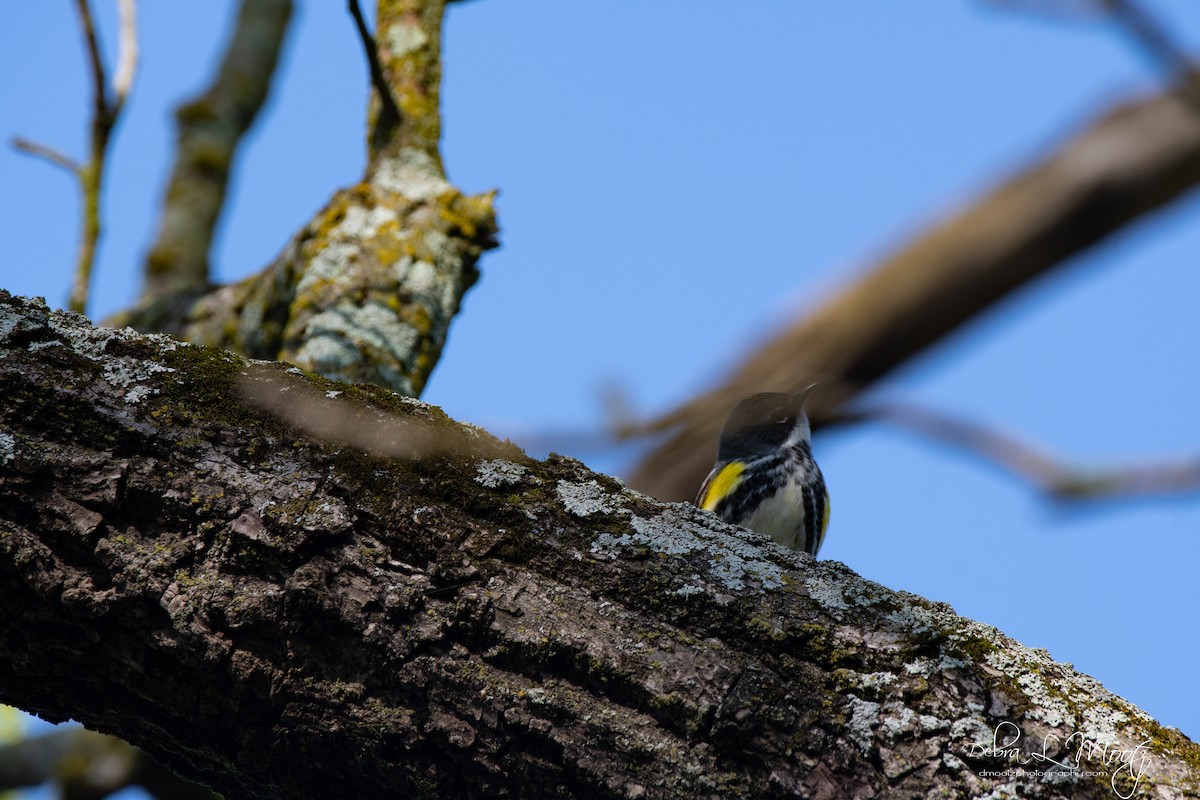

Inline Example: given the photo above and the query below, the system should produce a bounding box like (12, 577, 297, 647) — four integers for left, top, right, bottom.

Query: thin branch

(10, 138, 82, 175)
(112, 0, 139, 107)
(1101, 0, 1200, 110)
(15, 1, 138, 312)
(992, 0, 1200, 111)
(73, 0, 109, 126)
(65, 0, 141, 316)
(842, 402, 1200, 501)
(348, 0, 402, 146)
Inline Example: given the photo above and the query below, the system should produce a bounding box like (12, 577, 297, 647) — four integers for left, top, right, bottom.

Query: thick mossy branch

(1, 292, 1198, 799)
(115, 0, 495, 398)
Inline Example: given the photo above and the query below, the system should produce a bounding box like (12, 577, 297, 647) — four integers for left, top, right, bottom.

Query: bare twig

(845, 402, 1200, 501)
(1100, 0, 1200, 110)
(12, 0, 139, 316)
(74, 0, 108, 125)
(70, 0, 123, 316)
(10, 138, 81, 174)
(992, 0, 1200, 111)
(348, 0, 402, 149)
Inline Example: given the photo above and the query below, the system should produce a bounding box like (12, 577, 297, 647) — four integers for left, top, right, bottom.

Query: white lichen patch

(372, 148, 452, 200)
(878, 705, 918, 740)
(43, 315, 176, 400)
(295, 207, 401, 301)
(591, 504, 786, 592)
(0, 304, 21, 344)
(394, 253, 461, 337)
(394, 257, 439, 299)
(456, 420, 488, 440)
(124, 385, 155, 405)
(860, 671, 898, 692)
(294, 302, 421, 394)
(295, 242, 362, 296)
(386, 20, 429, 57)
(557, 480, 625, 517)
(476, 459, 528, 489)
(805, 573, 850, 610)
(846, 696, 881, 755)
(875, 590, 1159, 762)
(340, 204, 399, 241)
(0, 431, 15, 466)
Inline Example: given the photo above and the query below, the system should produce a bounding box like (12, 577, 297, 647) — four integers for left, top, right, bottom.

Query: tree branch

(992, 0, 1200, 110)
(1101, 0, 1200, 104)
(74, 0, 109, 127)
(628, 89, 1200, 501)
(10, 138, 82, 175)
(112, 0, 139, 107)
(2, 291, 1198, 798)
(141, 0, 294, 300)
(12, 0, 138, 316)
(114, 0, 497, 399)
(841, 402, 1200, 501)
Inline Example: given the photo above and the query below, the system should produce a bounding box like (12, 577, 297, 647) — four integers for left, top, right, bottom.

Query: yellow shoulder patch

(699, 461, 746, 511)
(821, 490, 831, 534)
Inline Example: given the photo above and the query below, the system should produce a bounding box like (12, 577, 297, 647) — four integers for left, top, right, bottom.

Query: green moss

(952, 631, 998, 665)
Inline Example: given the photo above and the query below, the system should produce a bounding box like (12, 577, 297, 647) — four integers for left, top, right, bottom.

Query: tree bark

(1, 291, 1196, 799)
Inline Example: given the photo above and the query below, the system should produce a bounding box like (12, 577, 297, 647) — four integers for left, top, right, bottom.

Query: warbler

(696, 388, 830, 556)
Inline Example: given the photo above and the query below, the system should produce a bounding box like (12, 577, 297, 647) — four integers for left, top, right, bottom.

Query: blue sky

(3, 0, 1199, 774)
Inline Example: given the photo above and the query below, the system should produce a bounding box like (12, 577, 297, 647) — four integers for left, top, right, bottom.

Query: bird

(696, 388, 829, 556)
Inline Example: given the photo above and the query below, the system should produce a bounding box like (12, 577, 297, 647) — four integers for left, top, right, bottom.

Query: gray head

(716, 387, 815, 462)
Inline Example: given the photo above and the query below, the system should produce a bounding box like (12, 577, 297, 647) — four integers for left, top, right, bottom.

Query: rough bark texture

(113, 0, 497, 397)
(629, 88, 1200, 503)
(2, 291, 1198, 800)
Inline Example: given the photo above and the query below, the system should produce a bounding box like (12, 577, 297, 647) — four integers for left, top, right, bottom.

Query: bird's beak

(796, 383, 819, 406)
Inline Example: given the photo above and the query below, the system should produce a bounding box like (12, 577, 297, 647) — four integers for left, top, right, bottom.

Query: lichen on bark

(113, 0, 497, 398)
(2, 291, 1198, 799)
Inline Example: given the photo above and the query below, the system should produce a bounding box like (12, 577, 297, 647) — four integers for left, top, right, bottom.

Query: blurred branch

(11, 0, 138, 316)
(0, 727, 217, 800)
(113, 0, 138, 101)
(10, 138, 81, 174)
(992, 0, 1200, 109)
(841, 403, 1200, 501)
(1101, 0, 1200, 110)
(237, 363, 495, 460)
(627, 89, 1200, 501)
(141, 0, 294, 301)
(348, 0, 402, 150)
